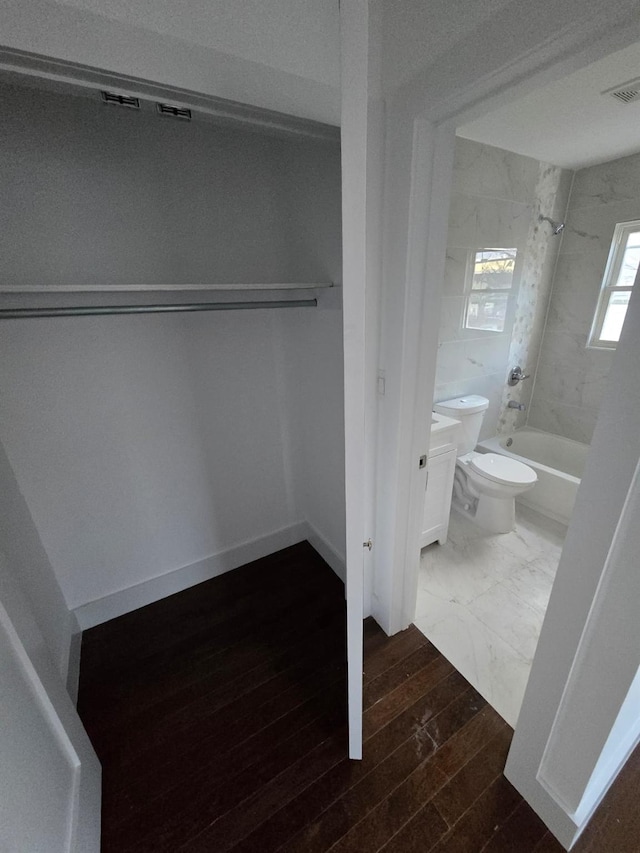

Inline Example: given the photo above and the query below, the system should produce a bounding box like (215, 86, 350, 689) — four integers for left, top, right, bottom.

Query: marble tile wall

(434, 138, 570, 440)
(498, 165, 573, 433)
(528, 150, 640, 444)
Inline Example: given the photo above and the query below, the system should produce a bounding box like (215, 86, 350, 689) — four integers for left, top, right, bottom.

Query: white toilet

(433, 395, 537, 534)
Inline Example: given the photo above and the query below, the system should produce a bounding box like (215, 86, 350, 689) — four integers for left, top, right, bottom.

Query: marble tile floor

(415, 504, 567, 729)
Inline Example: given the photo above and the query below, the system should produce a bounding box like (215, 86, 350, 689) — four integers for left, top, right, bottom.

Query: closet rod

(0, 299, 317, 319)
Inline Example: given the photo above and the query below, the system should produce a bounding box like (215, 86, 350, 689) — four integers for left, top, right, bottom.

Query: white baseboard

(74, 521, 309, 630)
(305, 521, 346, 583)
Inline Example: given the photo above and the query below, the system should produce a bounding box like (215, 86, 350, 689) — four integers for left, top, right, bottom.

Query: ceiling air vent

(603, 78, 640, 105)
(610, 88, 640, 105)
(101, 91, 140, 109)
(156, 103, 192, 120)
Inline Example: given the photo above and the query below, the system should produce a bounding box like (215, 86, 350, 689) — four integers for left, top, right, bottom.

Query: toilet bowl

(453, 450, 537, 534)
(433, 394, 537, 534)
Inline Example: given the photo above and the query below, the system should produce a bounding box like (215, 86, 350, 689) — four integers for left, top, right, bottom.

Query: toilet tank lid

(434, 395, 489, 415)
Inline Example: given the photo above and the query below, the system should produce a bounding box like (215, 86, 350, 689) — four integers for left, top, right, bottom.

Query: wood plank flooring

(77, 542, 639, 852)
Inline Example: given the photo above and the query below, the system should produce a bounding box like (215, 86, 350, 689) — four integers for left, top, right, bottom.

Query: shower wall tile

(527, 149, 640, 444)
(581, 353, 614, 408)
(448, 193, 531, 248)
(438, 296, 467, 342)
(527, 396, 599, 445)
(534, 345, 613, 404)
(443, 248, 470, 296)
(559, 199, 640, 257)
(435, 139, 570, 441)
(452, 137, 541, 202)
(532, 361, 586, 409)
(568, 150, 640, 211)
(548, 250, 606, 296)
(535, 327, 588, 366)
(498, 160, 572, 435)
(544, 285, 598, 337)
(436, 336, 511, 386)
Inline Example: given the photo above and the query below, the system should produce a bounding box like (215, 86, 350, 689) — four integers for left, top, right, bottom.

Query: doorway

(412, 41, 640, 727)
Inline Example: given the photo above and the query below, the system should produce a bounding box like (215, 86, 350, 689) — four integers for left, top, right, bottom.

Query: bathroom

(415, 58, 640, 727)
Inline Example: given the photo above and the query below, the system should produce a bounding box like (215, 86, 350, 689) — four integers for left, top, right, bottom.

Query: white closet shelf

(0, 283, 335, 292)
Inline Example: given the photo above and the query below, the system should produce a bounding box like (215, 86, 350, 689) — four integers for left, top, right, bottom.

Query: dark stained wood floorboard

(77, 541, 640, 853)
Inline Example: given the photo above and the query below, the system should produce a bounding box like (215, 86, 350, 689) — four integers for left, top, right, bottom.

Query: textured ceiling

(459, 40, 640, 169)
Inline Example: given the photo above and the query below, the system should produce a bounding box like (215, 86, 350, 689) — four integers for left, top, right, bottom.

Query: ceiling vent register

(157, 103, 192, 120)
(101, 91, 140, 109)
(604, 78, 640, 105)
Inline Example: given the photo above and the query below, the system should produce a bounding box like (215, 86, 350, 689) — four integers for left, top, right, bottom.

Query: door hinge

(363, 539, 373, 551)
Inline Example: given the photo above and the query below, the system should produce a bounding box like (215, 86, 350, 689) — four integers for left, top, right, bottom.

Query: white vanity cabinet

(421, 413, 460, 548)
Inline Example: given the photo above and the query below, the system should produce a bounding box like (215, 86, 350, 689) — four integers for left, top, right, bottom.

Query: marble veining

(498, 162, 571, 434)
(527, 149, 640, 443)
(451, 137, 541, 203)
(568, 150, 640, 211)
(415, 506, 566, 727)
(436, 139, 568, 441)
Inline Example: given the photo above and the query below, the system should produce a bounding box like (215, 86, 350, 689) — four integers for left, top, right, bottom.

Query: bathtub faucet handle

(508, 366, 530, 386)
(507, 400, 526, 411)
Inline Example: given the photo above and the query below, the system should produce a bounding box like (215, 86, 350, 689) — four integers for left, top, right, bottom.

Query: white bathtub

(477, 428, 588, 526)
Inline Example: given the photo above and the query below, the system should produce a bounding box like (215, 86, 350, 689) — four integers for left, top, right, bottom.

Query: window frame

(463, 247, 518, 334)
(588, 219, 640, 350)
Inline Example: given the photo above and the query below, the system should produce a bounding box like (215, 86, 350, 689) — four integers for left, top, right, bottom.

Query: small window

(588, 220, 640, 349)
(464, 248, 517, 333)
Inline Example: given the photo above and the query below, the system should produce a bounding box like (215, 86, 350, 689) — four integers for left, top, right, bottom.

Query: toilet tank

(433, 395, 489, 454)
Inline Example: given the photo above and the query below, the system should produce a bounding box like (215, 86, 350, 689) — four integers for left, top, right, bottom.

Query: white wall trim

(73, 521, 345, 630)
(74, 522, 307, 629)
(0, 597, 81, 852)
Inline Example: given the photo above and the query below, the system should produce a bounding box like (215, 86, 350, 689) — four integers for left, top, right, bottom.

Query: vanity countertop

(431, 411, 461, 432)
(430, 411, 461, 456)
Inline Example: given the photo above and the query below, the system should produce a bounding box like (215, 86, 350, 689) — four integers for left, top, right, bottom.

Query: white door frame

(340, 0, 371, 761)
(378, 2, 640, 847)
(0, 560, 101, 852)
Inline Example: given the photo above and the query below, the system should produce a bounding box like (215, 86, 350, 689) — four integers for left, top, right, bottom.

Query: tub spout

(508, 400, 526, 411)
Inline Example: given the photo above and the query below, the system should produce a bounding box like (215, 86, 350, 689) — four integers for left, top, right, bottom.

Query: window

(464, 248, 517, 333)
(588, 220, 640, 349)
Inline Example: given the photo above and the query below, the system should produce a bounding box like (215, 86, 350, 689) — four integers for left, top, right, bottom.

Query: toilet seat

(469, 452, 536, 486)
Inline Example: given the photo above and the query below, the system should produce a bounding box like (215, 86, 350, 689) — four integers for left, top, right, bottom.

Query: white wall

(0, 312, 294, 610)
(0, 83, 333, 286)
(0, 81, 344, 616)
(282, 294, 346, 573)
(279, 140, 346, 570)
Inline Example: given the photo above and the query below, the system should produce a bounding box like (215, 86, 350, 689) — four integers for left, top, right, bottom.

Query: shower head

(539, 214, 565, 235)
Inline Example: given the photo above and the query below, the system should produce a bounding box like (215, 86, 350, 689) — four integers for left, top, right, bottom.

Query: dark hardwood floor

(78, 542, 639, 852)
